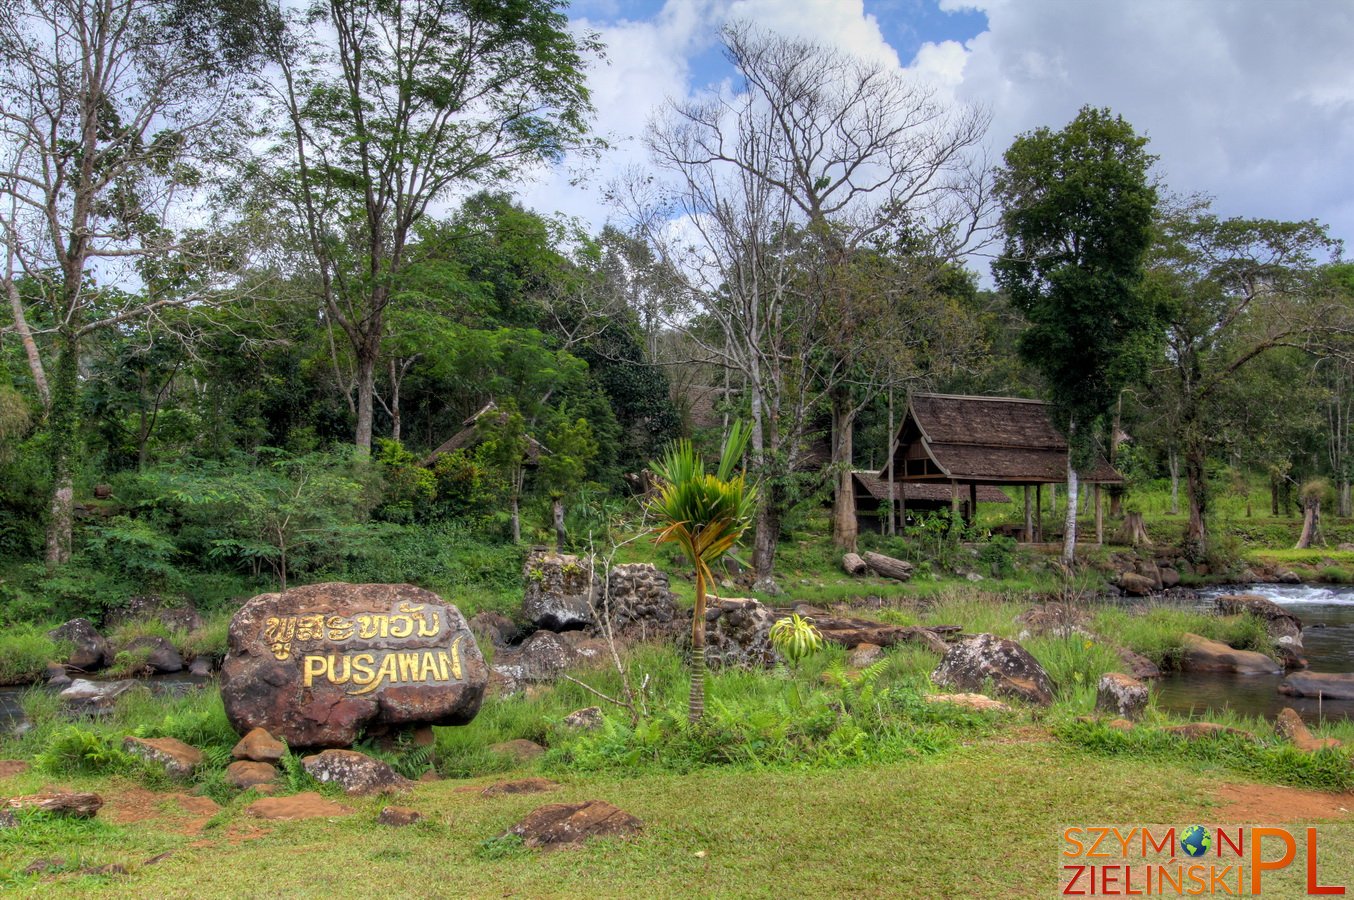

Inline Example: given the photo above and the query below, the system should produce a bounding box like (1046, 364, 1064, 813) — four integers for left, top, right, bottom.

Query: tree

(635, 23, 989, 571)
(993, 106, 1160, 562)
(537, 415, 598, 551)
(649, 422, 757, 723)
(262, 0, 599, 454)
(1145, 205, 1344, 558)
(0, 0, 273, 564)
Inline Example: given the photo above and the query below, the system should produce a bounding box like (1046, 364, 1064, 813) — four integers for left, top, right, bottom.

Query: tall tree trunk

(752, 495, 780, 579)
(45, 330, 79, 567)
(388, 358, 402, 443)
(354, 349, 376, 456)
(1341, 481, 1351, 519)
(1169, 449, 1180, 516)
(1062, 457, 1079, 564)
(1184, 439, 1209, 561)
(688, 567, 707, 723)
(553, 498, 566, 551)
(830, 387, 857, 552)
(5, 277, 49, 410)
(1296, 493, 1323, 549)
(886, 387, 896, 535)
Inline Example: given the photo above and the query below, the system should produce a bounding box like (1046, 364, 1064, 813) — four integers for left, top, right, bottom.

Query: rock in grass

(506, 800, 641, 850)
(5, 790, 103, 818)
(492, 631, 577, 684)
(562, 707, 603, 730)
(225, 761, 279, 791)
(1275, 707, 1341, 752)
(1163, 722, 1254, 741)
(481, 778, 560, 797)
(848, 643, 885, 667)
(1179, 633, 1281, 675)
(300, 749, 411, 796)
(931, 633, 1055, 706)
(377, 806, 424, 827)
(122, 737, 202, 778)
(245, 792, 351, 821)
(522, 549, 596, 631)
(47, 619, 111, 671)
(232, 727, 285, 764)
(925, 693, 1011, 714)
(59, 679, 137, 714)
(1095, 673, 1149, 721)
(124, 636, 183, 674)
(1117, 647, 1161, 680)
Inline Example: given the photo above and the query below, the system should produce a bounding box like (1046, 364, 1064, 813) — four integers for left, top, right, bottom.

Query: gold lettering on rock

(298, 643, 468, 695)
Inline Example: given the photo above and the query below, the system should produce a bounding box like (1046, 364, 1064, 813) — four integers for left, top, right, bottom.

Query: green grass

(1091, 605, 1275, 669)
(0, 624, 66, 685)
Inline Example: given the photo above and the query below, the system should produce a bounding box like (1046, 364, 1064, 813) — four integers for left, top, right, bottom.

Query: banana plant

(648, 422, 758, 723)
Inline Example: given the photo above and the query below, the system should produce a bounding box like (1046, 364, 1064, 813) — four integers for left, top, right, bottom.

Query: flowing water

(1152, 584, 1354, 723)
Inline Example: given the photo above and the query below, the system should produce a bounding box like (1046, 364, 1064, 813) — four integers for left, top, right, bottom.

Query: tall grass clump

(0, 625, 67, 685)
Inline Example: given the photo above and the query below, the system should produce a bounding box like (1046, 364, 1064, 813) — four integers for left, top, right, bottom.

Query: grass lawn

(7, 740, 1353, 898)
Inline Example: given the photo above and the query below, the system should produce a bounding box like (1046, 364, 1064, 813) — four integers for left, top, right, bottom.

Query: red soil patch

(1212, 784, 1354, 822)
(103, 788, 220, 835)
(0, 760, 30, 779)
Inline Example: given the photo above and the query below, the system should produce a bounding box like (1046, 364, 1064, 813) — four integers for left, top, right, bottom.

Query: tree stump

(862, 551, 914, 582)
(841, 553, 868, 576)
(1114, 511, 1152, 547)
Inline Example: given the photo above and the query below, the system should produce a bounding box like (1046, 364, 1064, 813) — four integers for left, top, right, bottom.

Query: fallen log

(842, 553, 868, 576)
(862, 551, 914, 582)
(5, 791, 103, 818)
(800, 612, 956, 653)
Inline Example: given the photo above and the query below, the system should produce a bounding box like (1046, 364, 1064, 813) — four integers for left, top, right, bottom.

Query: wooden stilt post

(1094, 482, 1103, 545)
(1036, 483, 1043, 543)
(968, 481, 978, 528)
(1023, 486, 1033, 543)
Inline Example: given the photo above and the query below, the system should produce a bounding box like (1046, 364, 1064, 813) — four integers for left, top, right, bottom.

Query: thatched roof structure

(420, 402, 546, 468)
(882, 393, 1122, 486)
(851, 472, 1010, 505)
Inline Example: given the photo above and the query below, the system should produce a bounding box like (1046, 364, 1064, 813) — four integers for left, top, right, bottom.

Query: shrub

(0, 625, 66, 685)
(35, 725, 134, 776)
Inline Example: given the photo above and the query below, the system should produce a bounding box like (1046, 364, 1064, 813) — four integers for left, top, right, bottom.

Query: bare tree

(626, 23, 991, 574)
(0, 0, 269, 564)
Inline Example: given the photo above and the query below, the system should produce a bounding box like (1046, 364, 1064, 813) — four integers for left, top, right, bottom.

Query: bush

(35, 725, 135, 776)
(0, 624, 66, 685)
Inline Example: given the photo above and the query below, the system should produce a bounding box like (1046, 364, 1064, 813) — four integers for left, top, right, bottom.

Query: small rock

(506, 800, 642, 849)
(225, 760, 279, 791)
(377, 806, 424, 827)
(122, 737, 202, 778)
(468, 611, 519, 647)
(1107, 718, 1135, 732)
(232, 727, 285, 764)
(418, 770, 440, 783)
(481, 777, 560, 797)
(488, 739, 546, 764)
(925, 693, 1011, 714)
(142, 852, 174, 867)
(1095, 673, 1149, 721)
(1278, 571, 1302, 585)
(1119, 572, 1156, 596)
(750, 576, 782, 596)
(301, 749, 412, 796)
(562, 707, 603, 730)
(1117, 648, 1161, 680)
(965, 572, 984, 582)
(245, 792, 351, 821)
(1159, 567, 1181, 589)
(0, 810, 15, 828)
(46, 662, 71, 687)
(848, 643, 884, 668)
(175, 795, 221, 816)
(59, 678, 137, 714)
(24, 857, 67, 875)
(1275, 707, 1341, 752)
(188, 657, 212, 677)
(5, 790, 102, 818)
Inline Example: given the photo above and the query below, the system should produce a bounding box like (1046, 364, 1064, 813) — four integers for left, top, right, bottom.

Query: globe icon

(1181, 825, 1212, 858)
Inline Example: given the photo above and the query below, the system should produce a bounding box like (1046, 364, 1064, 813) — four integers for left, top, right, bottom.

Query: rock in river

(1279, 671, 1354, 700)
(220, 583, 487, 749)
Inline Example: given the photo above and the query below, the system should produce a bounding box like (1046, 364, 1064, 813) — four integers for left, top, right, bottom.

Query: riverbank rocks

(301, 749, 411, 796)
(122, 737, 202, 778)
(523, 549, 596, 631)
(1275, 707, 1341, 752)
(220, 583, 487, 748)
(506, 800, 642, 850)
(124, 636, 184, 674)
(1214, 594, 1306, 668)
(931, 634, 1055, 706)
(602, 564, 680, 638)
(1095, 673, 1149, 721)
(1279, 671, 1354, 700)
(59, 679, 137, 714)
(47, 619, 110, 671)
(1179, 633, 1282, 675)
(1118, 572, 1157, 596)
(705, 597, 777, 668)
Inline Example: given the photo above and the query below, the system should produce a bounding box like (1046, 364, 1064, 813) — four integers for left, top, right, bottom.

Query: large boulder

(301, 749, 412, 796)
(931, 633, 1055, 706)
(1179, 633, 1281, 675)
(123, 636, 184, 674)
(219, 583, 487, 749)
(1118, 572, 1157, 596)
(46, 619, 111, 671)
(491, 631, 577, 684)
(601, 564, 680, 638)
(1279, 671, 1354, 700)
(705, 597, 778, 668)
(522, 549, 596, 631)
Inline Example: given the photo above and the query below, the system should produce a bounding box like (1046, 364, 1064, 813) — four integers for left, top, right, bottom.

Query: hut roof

(852, 472, 1010, 504)
(882, 393, 1123, 485)
(420, 402, 546, 468)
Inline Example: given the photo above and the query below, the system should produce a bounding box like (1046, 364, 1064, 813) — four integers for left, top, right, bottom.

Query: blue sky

(516, 0, 1354, 265)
